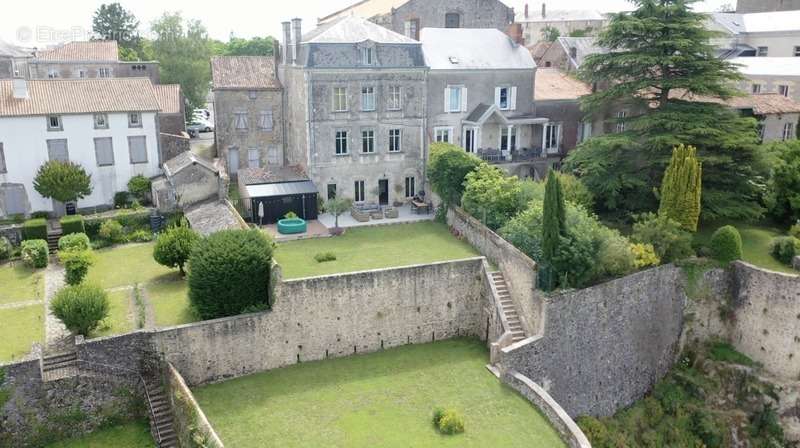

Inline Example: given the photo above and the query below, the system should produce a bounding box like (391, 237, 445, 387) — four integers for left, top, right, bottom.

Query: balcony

(476, 147, 561, 164)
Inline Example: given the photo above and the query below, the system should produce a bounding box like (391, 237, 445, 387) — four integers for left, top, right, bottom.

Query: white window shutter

(444, 87, 450, 112)
(510, 87, 517, 110)
(461, 87, 468, 112)
(494, 87, 501, 108)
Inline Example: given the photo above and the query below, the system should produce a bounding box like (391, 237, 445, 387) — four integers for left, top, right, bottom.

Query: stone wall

(499, 265, 687, 417)
(164, 363, 224, 448)
(159, 132, 190, 165)
(0, 223, 23, 245)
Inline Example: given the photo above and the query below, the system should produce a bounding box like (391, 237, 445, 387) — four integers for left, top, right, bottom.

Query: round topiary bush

(153, 222, 200, 275)
(59, 250, 93, 285)
(58, 232, 90, 252)
(50, 284, 109, 336)
(710, 225, 743, 265)
(188, 229, 274, 320)
(21, 239, 48, 268)
(98, 219, 124, 244)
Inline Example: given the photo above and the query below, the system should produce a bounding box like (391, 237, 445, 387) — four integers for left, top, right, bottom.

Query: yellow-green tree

(658, 145, 702, 232)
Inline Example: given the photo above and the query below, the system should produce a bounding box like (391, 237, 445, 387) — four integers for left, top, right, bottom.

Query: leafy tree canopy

(764, 140, 800, 224)
(33, 161, 92, 203)
(92, 3, 141, 53)
(427, 143, 485, 206)
(222, 36, 275, 56)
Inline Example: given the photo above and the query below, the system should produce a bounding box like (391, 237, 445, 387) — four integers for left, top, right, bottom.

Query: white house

(709, 10, 800, 58)
(0, 78, 162, 217)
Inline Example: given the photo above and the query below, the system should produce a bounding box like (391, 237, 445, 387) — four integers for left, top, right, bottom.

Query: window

(0, 143, 5, 173)
(445, 86, 465, 112)
(248, 149, 260, 168)
(47, 139, 69, 161)
(333, 87, 348, 112)
(616, 111, 627, 133)
(495, 86, 517, 110)
(752, 84, 762, 94)
(778, 85, 790, 97)
(360, 47, 374, 65)
(544, 123, 561, 152)
(500, 127, 516, 151)
(335, 130, 349, 155)
(47, 115, 62, 131)
(228, 148, 239, 173)
(404, 19, 419, 40)
(579, 121, 592, 143)
(48, 69, 59, 78)
(445, 12, 461, 28)
(388, 86, 402, 110)
(259, 110, 274, 131)
(128, 136, 147, 164)
(327, 184, 337, 200)
(795, 46, 800, 57)
(94, 114, 108, 129)
(784, 122, 796, 141)
(248, 90, 258, 100)
(128, 112, 142, 128)
(77, 69, 87, 78)
(463, 127, 476, 153)
(499, 87, 509, 109)
(389, 129, 402, 152)
(361, 86, 376, 111)
(361, 129, 375, 153)
(354, 180, 365, 202)
(267, 145, 280, 165)
(98, 68, 111, 78)
(435, 127, 452, 143)
(234, 112, 248, 130)
(94, 137, 114, 166)
(405, 176, 416, 198)
(757, 46, 769, 57)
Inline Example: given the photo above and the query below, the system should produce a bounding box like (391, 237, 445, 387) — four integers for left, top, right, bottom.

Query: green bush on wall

(710, 225, 743, 265)
(59, 215, 85, 236)
(22, 218, 47, 241)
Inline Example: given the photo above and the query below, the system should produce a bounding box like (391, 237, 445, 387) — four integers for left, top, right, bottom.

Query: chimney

(292, 18, 302, 65)
(281, 21, 292, 65)
(12, 78, 28, 100)
(542, 3, 546, 19)
(525, 4, 529, 19)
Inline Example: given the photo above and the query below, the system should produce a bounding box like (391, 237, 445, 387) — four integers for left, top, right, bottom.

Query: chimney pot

(12, 78, 28, 100)
(525, 4, 529, 19)
(291, 18, 302, 65)
(281, 21, 292, 65)
(542, 3, 546, 19)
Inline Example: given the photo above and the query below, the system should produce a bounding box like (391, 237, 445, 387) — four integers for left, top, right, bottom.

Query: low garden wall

(164, 362, 224, 448)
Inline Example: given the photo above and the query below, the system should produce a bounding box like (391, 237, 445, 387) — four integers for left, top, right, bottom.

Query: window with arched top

(445, 13, 461, 28)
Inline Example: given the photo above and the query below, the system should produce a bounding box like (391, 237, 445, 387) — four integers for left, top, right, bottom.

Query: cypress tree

(659, 144, 702, 232)
(541, 170, 566, 290)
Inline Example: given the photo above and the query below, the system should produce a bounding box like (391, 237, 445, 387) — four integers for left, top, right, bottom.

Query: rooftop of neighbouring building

(421, 28, 535, 70)
(557, 36, 608, 69)
(238, 166, 309, 186)
(303, 16, 417, 44)
(0, 78, 160, 117)
(318, 0, 409, 24)
(33, 40, 119, 62)
(211, 56, 281, 90)
(516, 7, 605, 23)
(163, 151, 219, 177)
(710, 10, 800, 34)
(671, 90, 800, 115)
(534, 68, 591, 101)
(0, 39, 32, 58)
(153, 84, 182, 115)
(731, 56, 800, 77)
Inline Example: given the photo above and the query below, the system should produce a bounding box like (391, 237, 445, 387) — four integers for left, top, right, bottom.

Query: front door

(228, 147, 239, 175)
(378, 179, 389, 206)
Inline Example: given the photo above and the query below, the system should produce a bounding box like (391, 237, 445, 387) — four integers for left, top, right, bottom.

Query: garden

(192, 338, 566, 448)
(0, 260, 44, 362)
(43, 420, 155, 448)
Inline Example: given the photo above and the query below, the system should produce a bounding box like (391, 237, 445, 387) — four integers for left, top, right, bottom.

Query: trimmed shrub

(21, 240, 48, 268)
(58, 233, 90, 252)
(59, 250, 93, 285)
(188, 229, 274, 320)
(59, 215, 85, 235)
(153, 222, 200, 275)
(31, 211, 50, 219)
(771, 236, 800, 265)
(22, 218, 47, 241)
(0, 236, 10, 261)
(631, 213, 694, 263)
(126, 230, 153, 243)
(314, 252, 337, 263)
(631, 243, 661, 269)
(433, 409, 465, 435)
(710, 225, 743, 264)
(99, 220, 124, 244)
(50, 284, 109, 336)
(127, 175, 152, 203)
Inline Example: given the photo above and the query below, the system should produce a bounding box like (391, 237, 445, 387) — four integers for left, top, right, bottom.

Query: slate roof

(318, 0, 409, 24)
(304, 16, 417, 44)
(153, 84, 182, 114)
(185, 200, 245, 236)
(0, 78, 160, 117)
(711, 11, 800, 34)
(211, 56, 281, 90)
(534, 69, 591, 101)
(671, 90, 800, 115)
(421, 28, 535, 70)
(163, 151, 218, 177)
(238, 166, 309, 186)
(557, 36, 608, 69)
(731, 57, 800, 77)
(465, 104, 491, 122)
(34, 41, 119, 62)
(0, 39, 32, 58)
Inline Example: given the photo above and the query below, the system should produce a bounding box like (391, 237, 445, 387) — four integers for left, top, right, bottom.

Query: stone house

(152, 151, 227, 212)
(318, 0, 515, 40)
(731, 57, 800, 103)
(23, 41, 160, 83)
(709, 10, 800, 58)
(0, 39, 32, 79)
(737, 0, 800, 13)
(278, 17, 427, 206)
(211, 56, 284, 177)
(515, 4, 607, 46)
(153, 84, 186, 136)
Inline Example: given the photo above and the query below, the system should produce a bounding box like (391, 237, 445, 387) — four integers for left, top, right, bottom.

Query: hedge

(710, 225, 743, 265)
(22, 218, 48, 241)
(60, 215, 85, 236)
(84, 210, 152, 239)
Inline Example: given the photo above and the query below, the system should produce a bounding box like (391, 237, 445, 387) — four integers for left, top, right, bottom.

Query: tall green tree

(427, 143, 485, 207)
(150, 12, 213, 109)
(92, 3, 141, 57)
(223, 36, 276, 56)
(565, 0, 768, 221)
(764, 140, 800, 224)
(659, 144, 702, 232)
(541, 170, 565, 290)
(33, 161, 92, 204)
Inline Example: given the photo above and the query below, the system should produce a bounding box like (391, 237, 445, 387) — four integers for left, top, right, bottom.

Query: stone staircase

(41, 351, 78, 381)
(490, 272, 526, 343)
(46, 220, 62, 253)
(146, 380, 177, 448)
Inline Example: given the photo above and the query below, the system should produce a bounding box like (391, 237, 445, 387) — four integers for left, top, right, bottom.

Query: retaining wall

(164, 362, 224, 448)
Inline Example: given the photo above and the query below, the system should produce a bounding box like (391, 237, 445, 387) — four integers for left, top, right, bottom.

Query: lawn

(274, 222, 480, 279)
(0, 262, 43, 305)
(148, 281, 195, 327)
(695, 222, 797, 274)
(45, 421, 155, 448)
(0, 305, 44, 362)
(193, 339, 566, 448)
(94, 290, 135, 338)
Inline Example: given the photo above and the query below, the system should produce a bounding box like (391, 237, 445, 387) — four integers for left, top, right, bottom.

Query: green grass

(708, 341, 756, 367)
(93, 290, 134, 338)
(45, 421, 155, 447)
(0, 262, 43, 305)
(193, 339, 566, 448)
(0, 305, 44, 362)
(274, 222, 480, 279)
(148, 280, 196, 327)
(695, 222, 797, 274)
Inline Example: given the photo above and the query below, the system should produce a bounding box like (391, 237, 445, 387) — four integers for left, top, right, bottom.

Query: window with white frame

(388, 86, 402, 110)
(404, 19, 419, 40)
(248, 148, 260, 168)
(259, 110, 274, 131)
(0, 143, 6, 173)
(128, 136, 147, 164)
(463, 127, 477, 153)
(128, 112, 142, 128)
(495, 86, 516, 110)
(405, 176, 415, 198)
(752, 84, 762, 94)
(335, 130, 349, 155)
(784, 122, 796, 141)
(544, 123, 561, 152)
(333, 87, 348, 112)
(360, 47, 374, 65)
(578, 121, 592, 143)
(94, 137, 114, 166)
(778, 85, 790, 97)
(94, 113, 108, 129)
(445, 86, 465, 113)
(361, 86, 376, 111)
(47, 115, 62, 131)
(234, 112, 248, 130)
(98, 68, 111, 78)
(354, 180, 365, 202)
(500, 127, 516, 151)
(616, 111, 627, 133)
(757, 46, 769, 57)
(434, 127, 452, 143)
(361, 129, 375, 153)
(389, 129, 402, 152)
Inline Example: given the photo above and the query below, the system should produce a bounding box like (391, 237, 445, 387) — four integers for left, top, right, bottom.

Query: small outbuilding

(238, 167, 318, 225)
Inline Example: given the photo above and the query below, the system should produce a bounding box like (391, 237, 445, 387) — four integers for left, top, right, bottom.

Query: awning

(245, 180, 318, 199)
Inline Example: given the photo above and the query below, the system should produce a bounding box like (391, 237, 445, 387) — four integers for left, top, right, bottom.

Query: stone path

(0, 299, 42, 310)
(44, 262, 73, 352)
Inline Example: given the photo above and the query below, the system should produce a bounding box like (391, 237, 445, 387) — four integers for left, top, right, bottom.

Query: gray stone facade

(736, 0, 800, 13)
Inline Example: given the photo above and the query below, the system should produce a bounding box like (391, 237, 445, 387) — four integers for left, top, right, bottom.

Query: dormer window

(94, 113, 109, 129)
(360, 47, 374, 66)
(128, 112, 142, 128)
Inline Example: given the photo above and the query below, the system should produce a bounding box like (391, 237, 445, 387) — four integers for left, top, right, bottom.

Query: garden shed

(237, 167, 318, 225)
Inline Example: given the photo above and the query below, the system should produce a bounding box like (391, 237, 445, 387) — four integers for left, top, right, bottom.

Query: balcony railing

(476, 147, 561, 163)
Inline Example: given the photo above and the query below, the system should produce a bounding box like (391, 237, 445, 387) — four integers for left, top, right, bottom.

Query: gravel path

(44, 262, 73, 352)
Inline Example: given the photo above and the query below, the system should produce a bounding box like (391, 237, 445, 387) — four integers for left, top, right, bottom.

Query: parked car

(193, 108, 211, 120)
(187, 119, 213, 137)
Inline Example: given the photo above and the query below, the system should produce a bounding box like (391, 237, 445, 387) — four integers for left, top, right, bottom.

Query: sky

(1, 0, 732, 47)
